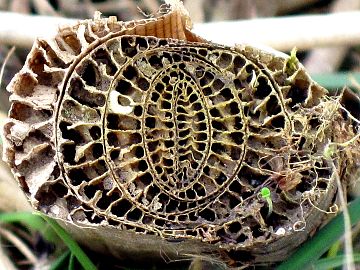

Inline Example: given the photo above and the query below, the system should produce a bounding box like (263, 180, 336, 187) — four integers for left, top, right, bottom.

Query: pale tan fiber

(2, 1, 360, 268)
(0, 244, 17, 270)
(0, 46, 15, 90)
(0, 226, 38, 265)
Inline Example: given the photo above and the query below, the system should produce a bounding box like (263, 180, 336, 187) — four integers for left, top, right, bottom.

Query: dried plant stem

(0, 12, 75, 48)
(0, 226, 38, 265)
(1, 11, 360, 51)
(329, 161, 355, 270)
(0, 244, 17, 270)
(193, 11, 360, 51)
(0, 46, 15, 90)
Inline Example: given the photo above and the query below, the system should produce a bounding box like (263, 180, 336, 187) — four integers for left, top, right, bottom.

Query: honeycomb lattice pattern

(3, 4, 360, 266)
(59, 36, 328, 236)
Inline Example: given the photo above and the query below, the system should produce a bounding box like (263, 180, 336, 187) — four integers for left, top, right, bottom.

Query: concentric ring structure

(3, 4, 360, 267)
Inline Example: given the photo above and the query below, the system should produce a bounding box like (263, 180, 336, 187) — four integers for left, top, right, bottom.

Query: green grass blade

(0, 211, 58, 242)
(41, 215, 97, 270)
(0, 212, 45, 230)
(276, 196, 360, 270)
(312, 254, 360, 270)
(326, 240, 341, 270)
(50, 250, 71, 270)
(69, 253, 76, 270)
(327, 240, 340, 258)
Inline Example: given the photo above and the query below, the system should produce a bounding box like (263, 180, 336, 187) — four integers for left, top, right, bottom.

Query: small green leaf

(285, 47, 299, 75)
(260, 187, 273, 218)
(260, 187, 271, 198)
(327, 240, 340, 259)
(0, 212, 44, 228)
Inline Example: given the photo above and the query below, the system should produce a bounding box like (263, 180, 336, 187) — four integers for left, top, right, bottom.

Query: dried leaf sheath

(2, 2, 360, 267)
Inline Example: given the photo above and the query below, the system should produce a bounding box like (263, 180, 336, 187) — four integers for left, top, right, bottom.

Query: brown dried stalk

(1, 11, 360, 50)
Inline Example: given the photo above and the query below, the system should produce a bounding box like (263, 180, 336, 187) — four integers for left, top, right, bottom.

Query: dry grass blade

(0, 46, 15, 90)
(0, 226, 38, 265)
(0, 243, 17, 270)
(329, 160, 355, 270)
(322, 100, 360, 270)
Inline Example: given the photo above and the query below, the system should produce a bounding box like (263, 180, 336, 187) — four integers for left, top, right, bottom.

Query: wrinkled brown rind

(2, 3, 360, 268)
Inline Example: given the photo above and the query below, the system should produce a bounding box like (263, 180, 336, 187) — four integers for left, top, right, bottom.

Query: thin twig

(1, 11, 360, 51)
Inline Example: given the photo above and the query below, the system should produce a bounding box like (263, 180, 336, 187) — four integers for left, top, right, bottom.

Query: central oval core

(104, 48, 247, 205)
(143, 66, 211, 193)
